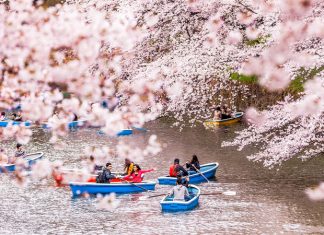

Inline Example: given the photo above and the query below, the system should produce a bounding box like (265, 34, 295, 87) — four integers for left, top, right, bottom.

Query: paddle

(139, 191, 236, 200)
(190, 164, 209, 183)
(119, 178, 152, 192)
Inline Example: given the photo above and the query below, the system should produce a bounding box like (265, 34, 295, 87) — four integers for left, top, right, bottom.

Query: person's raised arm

(140, 169, 154, 174)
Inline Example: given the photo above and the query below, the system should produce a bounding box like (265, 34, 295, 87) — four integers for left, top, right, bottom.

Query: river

(0, 120, 324, 234)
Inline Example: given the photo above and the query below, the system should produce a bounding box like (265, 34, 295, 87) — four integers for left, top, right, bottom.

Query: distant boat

(158, 162, 219, 185)
(204, 112, 244, 127)
(97, 127, 147, 137)
(0, 120, 31, 127)
(0, 152, 44, 172)
(160, 185, 200, 212)
(69, 181, 156, 196)
(41, 120, 86, 129)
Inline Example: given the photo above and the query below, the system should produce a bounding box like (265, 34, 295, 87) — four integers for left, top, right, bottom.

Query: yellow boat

(204, 112, 244, 127)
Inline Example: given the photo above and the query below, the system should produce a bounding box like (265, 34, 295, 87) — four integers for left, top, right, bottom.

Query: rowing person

(122, 164, 154, 183)
(186, 155, 200, 172)
(168, 178, 189, 201)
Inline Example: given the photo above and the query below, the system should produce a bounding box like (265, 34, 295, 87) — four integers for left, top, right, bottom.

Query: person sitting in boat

(169, 158, 188, 177)
(96, 162, 116, 183)
(14, 111, 23, 121)
(122, 164, 154, 183)
(0, 148, 9, 164)
(123, 158, 134, 176)
(186, 154, 200, 172)
(0, 112, 6, 121)
(89, 155, 102, 174)
(72, 113, 78, 121)
(213, 107, 222, 120)
(221, 105, 232, 119)
(15, 143, 26, 158)
(10, 143, 26, 164)
(168, 178, 189, 201)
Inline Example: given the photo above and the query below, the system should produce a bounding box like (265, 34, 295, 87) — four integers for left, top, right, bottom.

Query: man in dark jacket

(96, 162, 116, 183)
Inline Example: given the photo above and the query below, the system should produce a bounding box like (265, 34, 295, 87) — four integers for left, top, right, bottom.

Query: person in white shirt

(168, 178, 189, 201)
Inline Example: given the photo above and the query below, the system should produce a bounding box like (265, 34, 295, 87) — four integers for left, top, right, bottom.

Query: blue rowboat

(0, 120, 31, 127)
(42, 120, 85, 129)
(160, 185, 200, 212)
(0, 152, 44, 172)
(97, 127, 147, 137)
(158, 162, 219, 185)
(69, 180, 156, 196)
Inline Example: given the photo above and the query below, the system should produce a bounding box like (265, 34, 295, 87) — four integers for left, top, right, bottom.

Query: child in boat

(123, 158, 134, 176)
(169, 158, 188, 177)
(213, 107, 222, 120)
(186, 155, 200, 172)
(122, 164, 154, 183)
(168, 178, 189, 201)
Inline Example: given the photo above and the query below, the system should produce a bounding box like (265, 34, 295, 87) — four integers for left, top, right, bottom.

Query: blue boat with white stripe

(0, 120, 31, 127)
(0, 152, 44, 172)
(160, 185, 200, 212)
(69, 181, 156, 196)
(158, 162, 219, 185)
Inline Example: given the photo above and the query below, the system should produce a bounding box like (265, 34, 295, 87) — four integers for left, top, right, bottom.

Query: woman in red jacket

(123, 164, 154, 183)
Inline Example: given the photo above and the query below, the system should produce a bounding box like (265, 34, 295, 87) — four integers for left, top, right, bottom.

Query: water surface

(0, 121, 324, 234)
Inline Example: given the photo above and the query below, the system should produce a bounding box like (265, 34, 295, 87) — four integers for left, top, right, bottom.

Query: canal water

(0, 120, 324, 234)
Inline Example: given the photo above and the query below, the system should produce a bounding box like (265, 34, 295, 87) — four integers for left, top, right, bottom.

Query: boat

(160, 185, 200, 212)
(69, 180, 156, 196)
(41, 120, 86, 129)
(97, 127, 147, 137)
(0, 120, 31, 127)
(0, 152, 44, 172)
(158, 162, 219, 185)
(204, 112, 244, 127)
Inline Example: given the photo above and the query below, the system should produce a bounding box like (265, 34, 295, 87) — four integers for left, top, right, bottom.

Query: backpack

(96, 170, 105, 183)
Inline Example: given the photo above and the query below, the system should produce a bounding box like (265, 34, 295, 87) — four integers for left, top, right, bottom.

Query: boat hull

(98, 127, 147, 137)
(69, 181, 156, 196)
(204, 112, 244, 127)
(158, 162, 218, 185)
(0, 152, 44, 172)
(160, 185, 200, 212)
(0, 121, 31, 127)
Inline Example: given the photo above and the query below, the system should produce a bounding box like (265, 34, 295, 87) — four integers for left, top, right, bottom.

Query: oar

(190, 164, 209, 183)
(119, 178, 152, 192)
(139, 191, 236, 200)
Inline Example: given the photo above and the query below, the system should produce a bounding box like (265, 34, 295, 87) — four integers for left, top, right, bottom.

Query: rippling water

(1, 120, 324, 234)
